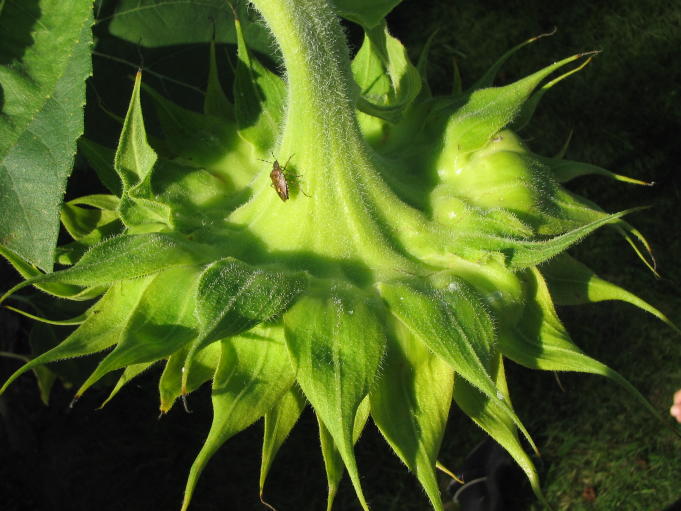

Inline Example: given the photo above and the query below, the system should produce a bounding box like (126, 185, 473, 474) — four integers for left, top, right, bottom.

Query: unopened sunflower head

(1, 1, 677, 510)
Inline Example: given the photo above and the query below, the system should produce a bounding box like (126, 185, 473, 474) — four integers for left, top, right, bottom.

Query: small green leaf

(318, 397, 371, 511)
(333, 0, 403, 28)
(260, 385, 307, 500)
(181, 326, 296, 511)
(182, 257, 306, 391)
(0, 277, 153, 395)
(370, 321, 453, 511)
(284, 282, 386, 511)
(0, 3, 93, 270)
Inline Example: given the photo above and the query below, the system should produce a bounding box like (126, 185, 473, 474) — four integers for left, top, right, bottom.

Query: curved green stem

(230, 0, 439, 283)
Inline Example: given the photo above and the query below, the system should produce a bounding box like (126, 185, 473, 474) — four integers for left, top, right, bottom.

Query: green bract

(1, 1, 677, 510)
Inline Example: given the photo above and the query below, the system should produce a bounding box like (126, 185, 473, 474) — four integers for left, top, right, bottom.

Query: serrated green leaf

(501, 267, 676, 433)
(0, 2, 93, 270)
(260, 385, 307, 500)
(370, 321, 453, 511)
(318, 397, 371, 511)
(181, 326, 296, 511)
(75, 265, 201, 398)
(377, 276, 537, 454)
(106, 0, 273, 54)
(0, 277, 153, 395)
(333, 0, 403, 28)
(284, 283, 386, 511)
(182, 257, 306, 391)
(233, 10, 285, 151)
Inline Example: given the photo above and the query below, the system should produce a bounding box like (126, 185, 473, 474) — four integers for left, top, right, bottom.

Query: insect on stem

(260, 153, 309, 201)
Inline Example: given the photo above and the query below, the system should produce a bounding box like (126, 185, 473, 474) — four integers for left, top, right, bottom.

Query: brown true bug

(260, 153, 308, 201)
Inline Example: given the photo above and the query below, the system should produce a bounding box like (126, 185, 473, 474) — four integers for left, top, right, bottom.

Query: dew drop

(496, 390, 505, 400)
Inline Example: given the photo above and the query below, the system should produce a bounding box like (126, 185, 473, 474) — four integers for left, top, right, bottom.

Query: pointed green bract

(182, 257, 306, 390)
(260, 385, 307, 499)
(318, 397, 371, 511)
(0, 277, 153, 395)
(454, 368, 545, 504)
(370, 322, 454, 511)
(500, 268, 678, 431)
(100, 362, 156, 408)
(181, 326, 296, 511)
(377, 276, 537, 452)
(75, 266, 201, 397)
(159, 343, 221, 413)
(284, 283, 386, 510)
(541, 254, 677, 330)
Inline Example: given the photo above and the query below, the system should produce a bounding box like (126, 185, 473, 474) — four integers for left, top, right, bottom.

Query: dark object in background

(447, 437, 531, 511)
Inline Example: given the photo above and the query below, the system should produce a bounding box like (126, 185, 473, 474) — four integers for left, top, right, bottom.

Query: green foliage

(0, 1, 93, 270)
(1, 1, 678, 510)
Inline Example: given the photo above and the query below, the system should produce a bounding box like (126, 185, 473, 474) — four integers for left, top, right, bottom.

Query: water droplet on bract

(399, 296, 404, 301)
(348, 309, 354, 315)
(455, 168, 463, 175)
(496, 390, 504, 400)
